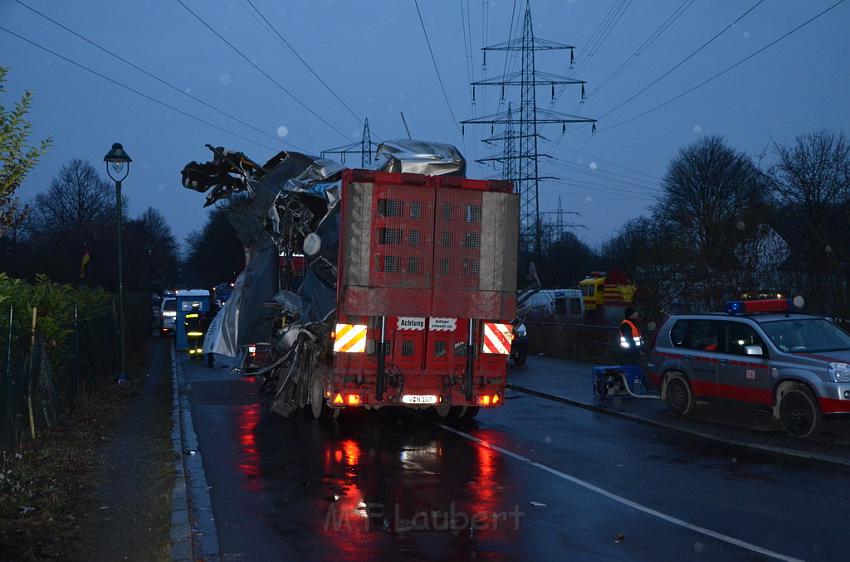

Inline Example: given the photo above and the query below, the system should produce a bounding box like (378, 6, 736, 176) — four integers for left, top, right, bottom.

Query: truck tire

(460, 406, 479, 419)
(309, 370, 331, 420)
(435, 404, 462, 419)
(778, 384, 823, 438)
(664, 374, 694, 416)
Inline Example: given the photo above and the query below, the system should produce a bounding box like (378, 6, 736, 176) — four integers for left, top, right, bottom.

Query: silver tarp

(376, 139, 466, 176)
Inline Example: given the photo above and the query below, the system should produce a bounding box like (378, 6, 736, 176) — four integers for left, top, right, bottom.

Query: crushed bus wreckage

(181, 139, 518, 420)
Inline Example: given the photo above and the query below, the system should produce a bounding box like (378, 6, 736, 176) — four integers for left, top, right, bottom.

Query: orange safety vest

(619, 319, 643, 349)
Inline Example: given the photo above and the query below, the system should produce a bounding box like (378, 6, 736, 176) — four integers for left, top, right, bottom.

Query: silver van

(649, 299, 850, 437)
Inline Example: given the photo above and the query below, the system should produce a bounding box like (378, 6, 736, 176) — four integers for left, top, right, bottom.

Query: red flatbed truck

(323, 169, 518, 418)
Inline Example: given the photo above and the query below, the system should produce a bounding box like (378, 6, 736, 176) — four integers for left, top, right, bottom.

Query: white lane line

(433, 421, 804, 562)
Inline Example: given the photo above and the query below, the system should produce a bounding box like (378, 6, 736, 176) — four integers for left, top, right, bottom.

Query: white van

(523, 289, 584, 321)
(160, 297, 177, 336)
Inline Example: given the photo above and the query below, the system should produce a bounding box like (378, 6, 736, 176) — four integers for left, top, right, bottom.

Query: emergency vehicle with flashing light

(649, 297, 850, 437)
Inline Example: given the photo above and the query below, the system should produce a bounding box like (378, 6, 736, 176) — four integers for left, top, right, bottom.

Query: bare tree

(771, 130, 850, 267)
(657, 136, 770, 270)
(650, 136, 773, 311)
(183, 207, 245, 286)
(27, 159, 115, 236)
(23, 159, 118, 284)
(124, 208, 180, 292)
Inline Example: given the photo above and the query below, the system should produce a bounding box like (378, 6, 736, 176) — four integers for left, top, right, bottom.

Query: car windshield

(163, 299, 176, 312)
(759, 318, 850, 353)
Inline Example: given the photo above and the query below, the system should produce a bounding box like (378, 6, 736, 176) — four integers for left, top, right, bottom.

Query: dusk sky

(2, 0, 848, 250)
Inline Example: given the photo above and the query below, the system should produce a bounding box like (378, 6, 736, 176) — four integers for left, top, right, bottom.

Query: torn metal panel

(376, 139, 466, 177)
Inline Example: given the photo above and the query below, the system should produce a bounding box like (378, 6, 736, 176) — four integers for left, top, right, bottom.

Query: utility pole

(462, 0, 596, 260)
(321, 118, 375, 168)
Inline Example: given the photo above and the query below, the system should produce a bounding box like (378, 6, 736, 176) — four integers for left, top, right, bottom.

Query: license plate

(401, 394, 437, 404)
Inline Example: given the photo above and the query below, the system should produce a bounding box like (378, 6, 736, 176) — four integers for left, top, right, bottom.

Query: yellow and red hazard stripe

(481, 322, 513, 355)
(333, 323, 368, 353)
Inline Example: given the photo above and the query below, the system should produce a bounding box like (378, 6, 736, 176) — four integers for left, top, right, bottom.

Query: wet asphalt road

(181, 355, 850, 562)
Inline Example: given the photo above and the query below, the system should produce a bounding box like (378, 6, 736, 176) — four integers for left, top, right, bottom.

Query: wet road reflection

(236, 403, 263, 492)
(308, 413, 521, 561)
(190, 367, 848, 561)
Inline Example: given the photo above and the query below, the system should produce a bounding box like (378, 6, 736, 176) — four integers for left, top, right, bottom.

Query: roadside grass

(0, 339, 173, 561)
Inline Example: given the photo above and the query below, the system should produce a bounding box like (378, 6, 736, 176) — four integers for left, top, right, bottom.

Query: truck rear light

(248, 345, 256, 354)
(333, 393, 344, 405)
(346, 394, 361, 405)
(477, 393, 501, 406)
(481, 322, 513, 354)
(333, 323, 368, 353)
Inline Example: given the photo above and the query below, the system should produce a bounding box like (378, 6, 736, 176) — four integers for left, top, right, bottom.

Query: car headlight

(828, 362, 850, 383)
(515, 324, 527, 338)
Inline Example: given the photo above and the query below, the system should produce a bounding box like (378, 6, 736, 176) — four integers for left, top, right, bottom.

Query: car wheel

(665, 374, 694, 416)
(779, 384, 823, 438)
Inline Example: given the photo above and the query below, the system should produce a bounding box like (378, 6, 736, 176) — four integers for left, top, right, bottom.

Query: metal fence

(526, 320, 655, 363)
(0, 304, 121, 452)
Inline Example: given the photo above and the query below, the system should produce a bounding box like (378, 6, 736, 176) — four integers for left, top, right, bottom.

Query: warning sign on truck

(429, 317, 457, 331)
(397, 317, 426, 330)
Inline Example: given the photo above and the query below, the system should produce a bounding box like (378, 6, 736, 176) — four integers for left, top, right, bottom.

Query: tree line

(534, 131, 850, 319)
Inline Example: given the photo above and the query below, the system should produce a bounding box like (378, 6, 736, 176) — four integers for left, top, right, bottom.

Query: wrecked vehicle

(181, 139, 518, 419)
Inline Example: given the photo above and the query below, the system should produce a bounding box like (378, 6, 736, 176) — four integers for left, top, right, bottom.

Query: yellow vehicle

(579, 271, 636, 312)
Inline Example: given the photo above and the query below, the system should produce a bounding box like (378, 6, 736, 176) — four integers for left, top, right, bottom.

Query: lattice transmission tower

(462, 0, 596, 259)
(321, 118, 375, 168)
(544, 195, 583, 241)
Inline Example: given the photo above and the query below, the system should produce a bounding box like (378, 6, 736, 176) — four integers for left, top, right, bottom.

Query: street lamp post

(104, 143, 131, 384)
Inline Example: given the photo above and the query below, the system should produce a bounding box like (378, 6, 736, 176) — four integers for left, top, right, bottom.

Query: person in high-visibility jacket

(619, 307, 644, 363)
(185, 303, 205, 359)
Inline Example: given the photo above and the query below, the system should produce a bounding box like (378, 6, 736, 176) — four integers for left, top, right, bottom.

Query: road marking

(433, 421, 804, 562)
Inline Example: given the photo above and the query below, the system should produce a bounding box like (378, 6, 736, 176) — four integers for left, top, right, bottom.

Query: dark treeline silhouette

(0, 159, 180, 293)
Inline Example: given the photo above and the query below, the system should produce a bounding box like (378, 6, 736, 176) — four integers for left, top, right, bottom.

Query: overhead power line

(11, 0, 299, 150)
(175, 0, 355, 143)
(413, 0, 460, 126)
(600, 0, 767, 119)
(573, 0, 633, 75)
(546, 157, 661, 189)
(604, 0, 847, 131)
(241, 0, 375, 137)
(0, 25, 283, 152)
(591, 0, 696, 97)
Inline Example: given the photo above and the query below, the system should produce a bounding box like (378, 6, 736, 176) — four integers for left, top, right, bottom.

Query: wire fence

(0, 294, 149, 453)
(526, 320, 655, 363)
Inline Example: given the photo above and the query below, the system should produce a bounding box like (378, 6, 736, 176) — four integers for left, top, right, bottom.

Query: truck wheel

(435, 404, 461, 419)
(309, 372, 330, 420)
(665, 374, 694, 416)
(460, 406, 479, 419)
(779, 384, 823, 438)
